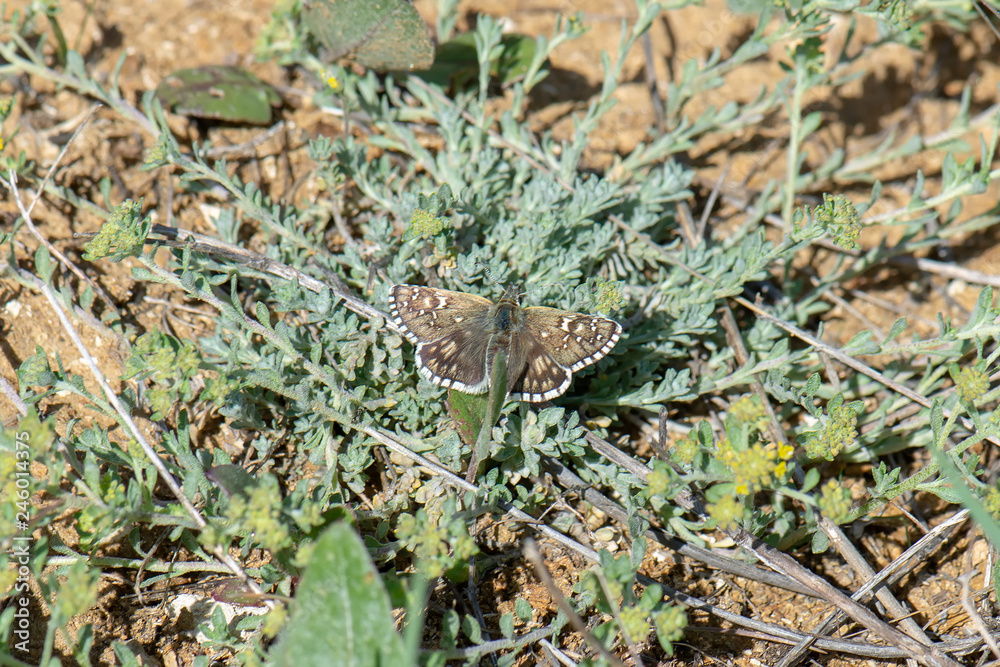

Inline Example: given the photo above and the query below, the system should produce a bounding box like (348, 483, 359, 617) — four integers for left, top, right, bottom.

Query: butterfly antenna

(521, 280, 563, 299)
(476, 260, 505, 289)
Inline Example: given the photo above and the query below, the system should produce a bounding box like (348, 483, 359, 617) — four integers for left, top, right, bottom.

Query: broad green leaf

(416, 32, 538, 90)
(269, 523, 408, 666)
(155, 66, 280, 124)
(447, 390, 488, 446)
(304, 0, 433, 72)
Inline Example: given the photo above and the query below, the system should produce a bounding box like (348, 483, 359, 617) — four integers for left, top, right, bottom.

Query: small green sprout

(728, 394, 770, 433)
(954, 365, 988, 405)
(51, 561, 99, 620)
(82, 198, 151, 262)
(589, 278, 626, 314)
(802, 396, 863, 461)
(225, 476, 291, 552)
(814, 194, 861, 250)
(653, 605, 687, 655)
(618, 605, 651, 643)
(395, 506, 479, 580)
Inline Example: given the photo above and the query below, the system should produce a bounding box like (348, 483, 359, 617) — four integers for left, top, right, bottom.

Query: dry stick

(132, 224, 386, 323)
(775, 515, 938, 667)
(0, 376, 29, 420)
(844, 286, 940, 330)
(6, 173, 272, 608)
(976, 1, 1000, 42)
(819, 280, 887, 339)
(464, 556, 498, 667)
(202, 120, 286, 159)
(724, 528, 961, 667)
(443, 628, 560, 662)
(523, 539, 625, 667)
(699, 164, 729, 242)
(887, 254, 1000, 288)
(675, 199, 699, 249)
(639, 31, 665, 135)
(538, 638, 578, 667)
(960, 570, 1000, 662)
(718, 305, 789, 450)
(593, 568, 645, 667)
(821, 517, 929, 643)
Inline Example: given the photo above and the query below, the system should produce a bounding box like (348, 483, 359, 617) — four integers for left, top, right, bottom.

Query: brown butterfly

(389, 284, 621, 402)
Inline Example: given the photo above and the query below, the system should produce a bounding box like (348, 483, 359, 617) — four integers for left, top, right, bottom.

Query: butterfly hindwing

(507, 333, 573, 401)
(416, 326, 492, 393)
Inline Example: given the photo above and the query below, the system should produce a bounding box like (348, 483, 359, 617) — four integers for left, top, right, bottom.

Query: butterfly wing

(415, 327, 493, 393)
(511, 307, 622, 402)
(389, 285, 495, 393)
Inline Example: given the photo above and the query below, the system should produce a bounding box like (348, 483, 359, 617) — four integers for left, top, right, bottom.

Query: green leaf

(83, 198, 151, 262)
(447, 390, 488, 446)
(914, 479, 964, 504)
(841, 329, 880, 355)
(205, 464, 256, 499)
(417, 32, 538, 90)
(154, 66, 280, 124)
(462, 614, 483, 644)
(304, 0, 433, 72)
(255, 302, 272, 331)
(514, 597, 532, 622)
(799, 110, 822, 141)
(34, 245, 53, 283)
(810, 529, 829, 554)
(882, 317, 907, 344)
(269, 523, 408, 666)
(498, 612, 514, 639)
(801, 466, 820, 493)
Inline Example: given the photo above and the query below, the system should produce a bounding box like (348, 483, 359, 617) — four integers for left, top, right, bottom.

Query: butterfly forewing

(389, 285, 493, 343)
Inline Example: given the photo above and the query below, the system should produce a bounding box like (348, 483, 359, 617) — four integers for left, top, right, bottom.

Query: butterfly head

(499, 283, 523, 303)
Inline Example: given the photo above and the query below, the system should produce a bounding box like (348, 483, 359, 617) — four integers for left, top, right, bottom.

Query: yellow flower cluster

(715, 438, 793, 495)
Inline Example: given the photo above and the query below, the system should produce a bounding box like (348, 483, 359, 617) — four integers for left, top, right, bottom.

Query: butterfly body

(389, 284, 621, 402)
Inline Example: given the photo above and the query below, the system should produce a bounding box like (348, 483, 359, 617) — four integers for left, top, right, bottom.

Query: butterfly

(389, 284, 621, 402)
